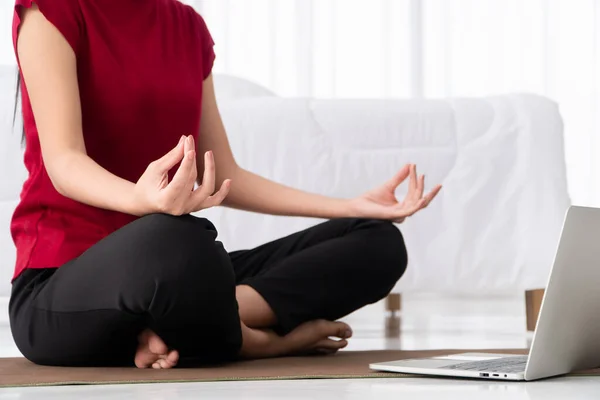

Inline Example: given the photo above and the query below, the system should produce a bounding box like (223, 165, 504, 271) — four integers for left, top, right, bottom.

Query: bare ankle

(239, 323, 286, 359)
(236, 285, 278, 328)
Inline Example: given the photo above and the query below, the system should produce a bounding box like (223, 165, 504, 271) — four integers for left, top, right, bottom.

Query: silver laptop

(370, 205, 600, 381)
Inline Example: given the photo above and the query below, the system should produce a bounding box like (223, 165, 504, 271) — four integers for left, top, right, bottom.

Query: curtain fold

(1, 0, 598, 204)
(185, 0, 599, 206)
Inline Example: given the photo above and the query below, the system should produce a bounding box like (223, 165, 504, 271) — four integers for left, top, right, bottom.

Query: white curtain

(1, 1, 599, 205)
(184, 0, 600, 206)
(0, 5, 14, 66)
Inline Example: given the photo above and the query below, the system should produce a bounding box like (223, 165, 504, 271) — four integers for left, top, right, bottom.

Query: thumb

(153, 136, 185, 172)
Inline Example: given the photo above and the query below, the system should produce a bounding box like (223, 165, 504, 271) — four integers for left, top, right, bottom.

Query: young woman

(9, 0, 442, 369)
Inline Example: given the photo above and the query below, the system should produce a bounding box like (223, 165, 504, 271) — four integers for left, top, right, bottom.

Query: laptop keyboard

(441, 356, 528, 373)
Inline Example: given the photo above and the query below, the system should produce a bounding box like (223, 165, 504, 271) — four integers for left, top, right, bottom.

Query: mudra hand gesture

(350, 164, 442, 223)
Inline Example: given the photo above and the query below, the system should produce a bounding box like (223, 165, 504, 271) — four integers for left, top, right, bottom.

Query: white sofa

(207, 86, 571, 296)
(0, 67, 571, 303)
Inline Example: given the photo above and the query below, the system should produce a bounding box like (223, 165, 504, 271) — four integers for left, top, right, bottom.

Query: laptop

(370, 205, 600, 381)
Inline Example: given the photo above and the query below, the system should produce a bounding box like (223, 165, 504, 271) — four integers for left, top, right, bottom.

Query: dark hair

(14, 72, 24, 144)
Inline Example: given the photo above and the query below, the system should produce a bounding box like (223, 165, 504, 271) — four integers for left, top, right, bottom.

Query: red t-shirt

(11, 0, 216, 280)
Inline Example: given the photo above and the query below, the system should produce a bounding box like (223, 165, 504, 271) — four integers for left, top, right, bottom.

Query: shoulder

(164, 1, 215, 78)
(15, 0, 81, 15)
(14, 0, 83, 53)
(15, 0, 82, 28)
(165, 1, 201, 22)
(165, 1, 212, 38)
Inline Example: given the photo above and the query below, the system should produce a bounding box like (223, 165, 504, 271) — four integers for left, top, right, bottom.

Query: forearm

(49, 151, 141, 216)
(223, 167, 354, 219)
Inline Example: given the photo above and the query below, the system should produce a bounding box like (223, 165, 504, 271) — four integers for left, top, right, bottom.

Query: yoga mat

(1, 349, 598, 388)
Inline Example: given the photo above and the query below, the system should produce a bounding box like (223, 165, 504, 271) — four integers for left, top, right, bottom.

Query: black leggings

(9, 215, 408, 367)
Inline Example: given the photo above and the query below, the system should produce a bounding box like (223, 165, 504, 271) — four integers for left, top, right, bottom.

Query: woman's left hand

(348, 164, 442, 223)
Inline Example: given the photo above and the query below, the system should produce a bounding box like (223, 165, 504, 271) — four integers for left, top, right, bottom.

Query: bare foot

(134, 329, 179, 369)
(239, 320, 353, 359)
(284, 320, 353, 355)
(239, 323, 285, 359)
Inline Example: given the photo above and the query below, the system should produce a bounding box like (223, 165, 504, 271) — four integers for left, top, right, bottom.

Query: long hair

(14, 72, 24, 144)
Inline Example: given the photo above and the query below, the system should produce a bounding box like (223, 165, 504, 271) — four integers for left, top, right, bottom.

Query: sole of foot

(134, 329, 179, 369)
(286, 320, 353, 356)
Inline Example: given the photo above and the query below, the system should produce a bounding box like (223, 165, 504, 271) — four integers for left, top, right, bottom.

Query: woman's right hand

(134, 135, 231, 216)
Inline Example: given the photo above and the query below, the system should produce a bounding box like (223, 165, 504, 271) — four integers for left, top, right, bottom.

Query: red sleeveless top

(11, 0, 215, 280)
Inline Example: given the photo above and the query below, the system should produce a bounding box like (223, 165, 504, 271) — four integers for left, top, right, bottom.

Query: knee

(356, 219, 408, 290)
(138, 213, 217, 241)
(126, 214, 234, 287)
(375, 220, 408, 279)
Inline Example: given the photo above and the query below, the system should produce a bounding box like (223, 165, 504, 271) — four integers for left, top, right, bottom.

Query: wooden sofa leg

(386, 293, 402, 314)
(525, 289, 545, 332)
(385, 294, 402, 337)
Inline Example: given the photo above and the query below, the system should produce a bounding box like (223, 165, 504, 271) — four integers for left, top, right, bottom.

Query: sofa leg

(386, 293, 402, 314)
(525, 289, 545, 332)
(385, 294, 402, 337)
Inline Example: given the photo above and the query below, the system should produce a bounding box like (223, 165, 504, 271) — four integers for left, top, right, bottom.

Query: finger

(423, 184, 443, 207)
(394, 197, 426, 219)
(385, 164, 411, 190)
(402, 176, 432, 213)
(186, 145, 198, 190)
(412, 197, 431, 214)
(186, 135, 198, 187)
(198, 151, 217, 197)
(185, 151, 217, 211)
(400, 203, 424, 219)
(153, 136, 185, 172)
(202, 179, 232, 208)
(183, 134, 195, 154)
(416, 174, 425, 200)
(166, 144, 196, 195)
(407, 164, 418, 200)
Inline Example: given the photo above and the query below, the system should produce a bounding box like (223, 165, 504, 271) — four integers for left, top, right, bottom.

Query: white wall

(0, 3, 14, 66)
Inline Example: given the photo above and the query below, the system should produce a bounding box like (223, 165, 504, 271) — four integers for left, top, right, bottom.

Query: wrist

(124, 183, 154, 217)
(312, 197, 359, 220)
(341, 198, 361, 218)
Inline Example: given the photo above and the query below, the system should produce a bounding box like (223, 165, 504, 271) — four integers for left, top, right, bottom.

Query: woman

(10, 0, 441, 369)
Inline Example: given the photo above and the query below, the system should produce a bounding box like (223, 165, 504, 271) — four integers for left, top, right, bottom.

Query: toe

(167, 350, 179, 365)
(135, 329, 171, 369)
(156, 350, 178, 369)
(318, 321, 353, 339)
(315, 338, 348, 350)
(337, 323, 353, 339)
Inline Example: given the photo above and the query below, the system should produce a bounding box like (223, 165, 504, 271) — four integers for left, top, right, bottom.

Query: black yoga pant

(9, 214, 408, 367)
